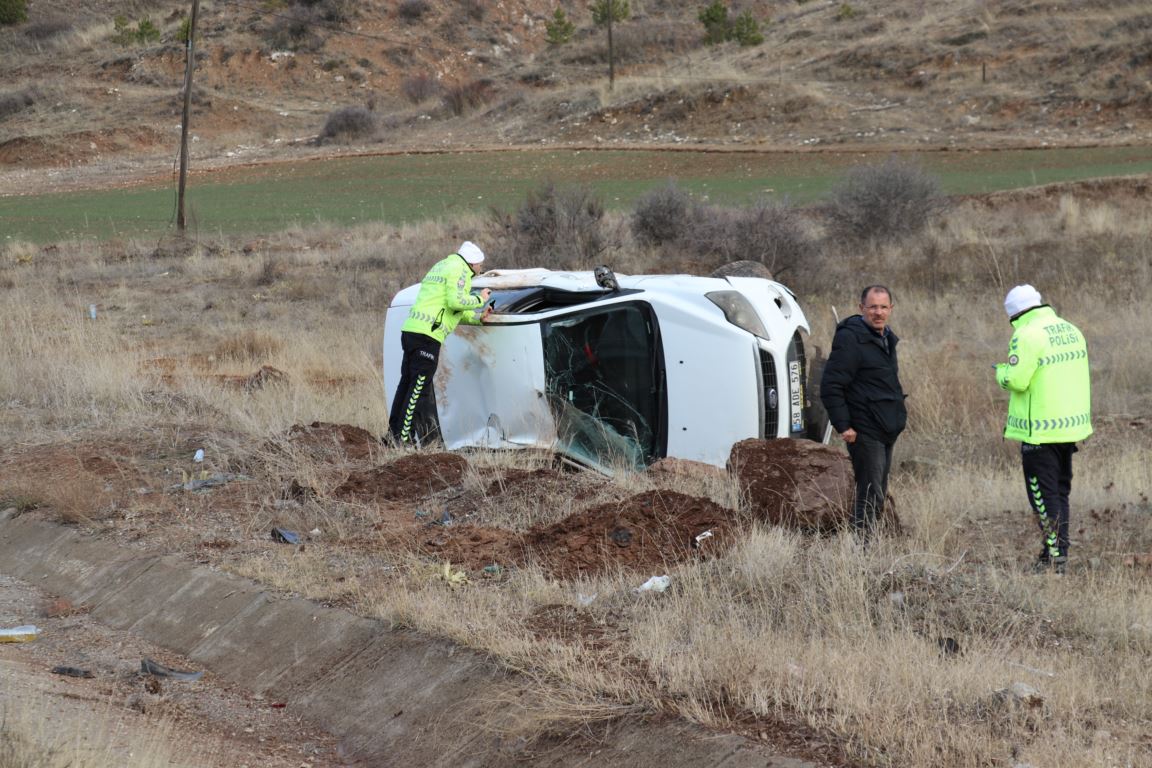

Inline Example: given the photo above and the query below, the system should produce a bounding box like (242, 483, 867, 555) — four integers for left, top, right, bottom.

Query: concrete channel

(0, 512, 817, 767)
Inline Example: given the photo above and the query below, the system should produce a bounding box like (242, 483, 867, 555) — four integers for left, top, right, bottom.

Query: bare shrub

(23, 17, 72, 41)
(254, 253, 285, 285)
(397, 0, 430, 22)
(0, 86, 39, 121)
(264, 6, 325, 51)
(320, 105, 376, 143)
(490, 183, 606, 269)
(295, 0, 354, 24)
(826, 156, 944, 244)
(458, 0, 485, 21)
(402, 73, 440, 104)
(442, 79, 494, 116)
(686, 199, 817, 278)
(632, 189, 816, 278)
(631, 181, 692, 246)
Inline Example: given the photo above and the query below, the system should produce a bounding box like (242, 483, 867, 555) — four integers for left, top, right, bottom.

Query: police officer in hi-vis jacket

(388, 241, 492, 446)
(996, 284, 1092, 574)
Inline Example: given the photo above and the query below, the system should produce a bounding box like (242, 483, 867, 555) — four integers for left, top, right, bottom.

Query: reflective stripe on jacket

(995, 305, 1092, 444)
(401, 254, 484, 343)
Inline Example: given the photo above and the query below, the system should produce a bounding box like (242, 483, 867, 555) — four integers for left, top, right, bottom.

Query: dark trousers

(388, 332, 441, 445)
(1021, 442, 1076, 560)
(847, 433, 894, 538)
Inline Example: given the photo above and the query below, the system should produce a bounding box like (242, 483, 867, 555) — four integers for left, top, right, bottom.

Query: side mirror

(594, 265, 619, 292)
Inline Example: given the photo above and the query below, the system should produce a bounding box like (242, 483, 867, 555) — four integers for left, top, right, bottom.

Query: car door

(434, 321, 556, 450)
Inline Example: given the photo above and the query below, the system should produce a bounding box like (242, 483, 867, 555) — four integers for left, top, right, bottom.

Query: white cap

(457, 241, 485, 265)
(1004, 284, 1042, 318)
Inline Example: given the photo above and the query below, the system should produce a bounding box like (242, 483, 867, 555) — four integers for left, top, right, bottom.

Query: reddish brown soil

(422, 489, 734, 579)
(285, 420, 382, 463)
(730, 438, 887, 532)
(334, 452, 468, 502)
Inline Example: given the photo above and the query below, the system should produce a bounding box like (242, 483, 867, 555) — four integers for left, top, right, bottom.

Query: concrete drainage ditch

(0, 513, 817, 767)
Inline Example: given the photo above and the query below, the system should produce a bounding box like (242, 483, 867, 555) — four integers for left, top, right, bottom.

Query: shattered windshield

(542, 303, 664, 470)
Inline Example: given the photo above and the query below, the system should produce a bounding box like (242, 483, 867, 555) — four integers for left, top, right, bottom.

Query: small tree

(0, 0, 28, 25)
(545, 7, 575, 45)
(590, 0, 629, 89)
(698, 1, 728, 45)
(699, 1, 763, 46)
(111, 15, 161, 46)
(730, 11, 763, 46)
(176, 16, 192, 44)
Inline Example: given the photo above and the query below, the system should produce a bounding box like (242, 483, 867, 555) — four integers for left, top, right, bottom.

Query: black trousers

(847, 432, 894, 538)
(1021, 442, 1076, 560)
(388, 332, 441, 445)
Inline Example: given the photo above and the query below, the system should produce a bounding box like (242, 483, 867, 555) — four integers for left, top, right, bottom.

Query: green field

(3, 146, 1152, 243)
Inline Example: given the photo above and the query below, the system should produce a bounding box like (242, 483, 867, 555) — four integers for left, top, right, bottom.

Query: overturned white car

(384, 268, 817, 471)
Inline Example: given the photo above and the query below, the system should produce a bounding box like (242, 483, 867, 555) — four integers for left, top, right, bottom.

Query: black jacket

(820, 315, 908, 444)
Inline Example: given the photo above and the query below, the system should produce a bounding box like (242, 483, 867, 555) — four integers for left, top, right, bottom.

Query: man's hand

(480, 304, 494, 322)
(841, 428, 857, 444)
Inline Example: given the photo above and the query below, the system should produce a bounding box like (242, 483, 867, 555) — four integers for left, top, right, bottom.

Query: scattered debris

(0, 625, 39, 643)
(691, 529, 714, 549)
(994, 681, 1045, 710)
(51, 665, 95, 678)
(634, 575, 670, 594)
(140, 657, 204, 682)
(576, 592, 597, 607)
(431, 562, 469, 587)
(271, 527, 301, 545)
(42, 597, 82, 618)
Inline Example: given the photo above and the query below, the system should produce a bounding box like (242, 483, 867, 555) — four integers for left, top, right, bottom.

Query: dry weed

(3, 193, 1152, 766)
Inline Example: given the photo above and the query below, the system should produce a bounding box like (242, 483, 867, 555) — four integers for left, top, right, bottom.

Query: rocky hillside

(1, 0, 1150, 170)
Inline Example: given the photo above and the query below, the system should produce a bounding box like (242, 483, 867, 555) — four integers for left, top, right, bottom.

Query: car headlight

(706, 291, 770, 339)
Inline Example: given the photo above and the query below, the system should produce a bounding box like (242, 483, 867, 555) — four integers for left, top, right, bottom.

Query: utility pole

(177, 0, 200, 233)
(607, 8, 614, 91)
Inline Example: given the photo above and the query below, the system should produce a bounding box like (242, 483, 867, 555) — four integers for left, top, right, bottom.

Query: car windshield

(542, 303, 663, 470)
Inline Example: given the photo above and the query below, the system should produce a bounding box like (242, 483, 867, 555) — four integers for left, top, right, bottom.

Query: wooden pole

(177, 0, 200, 233)
(607, 4, 615, 91)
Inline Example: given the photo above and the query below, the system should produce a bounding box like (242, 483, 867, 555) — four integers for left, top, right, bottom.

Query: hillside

(2, 0, 1151, 177)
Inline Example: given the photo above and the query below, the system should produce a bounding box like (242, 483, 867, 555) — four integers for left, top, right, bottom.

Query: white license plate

(788, 360, 803, 432)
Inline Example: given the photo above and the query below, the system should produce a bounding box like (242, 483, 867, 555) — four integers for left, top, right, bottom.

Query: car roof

(474, 268, 765, 293)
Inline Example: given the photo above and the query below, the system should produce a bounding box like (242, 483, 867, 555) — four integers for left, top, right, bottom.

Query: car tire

(804, 342, 830, 442)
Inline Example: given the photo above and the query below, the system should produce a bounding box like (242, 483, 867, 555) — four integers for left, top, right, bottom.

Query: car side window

(543, 304, 661, 469)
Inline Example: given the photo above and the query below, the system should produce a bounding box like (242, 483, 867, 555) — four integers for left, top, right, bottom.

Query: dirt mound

(285, 421, 381, 462)
(530, 489, 733, 579)
(424, 489, 734, 579)
(335, 452, 468, 502)
(484, 467, 565, 497)
(729, 438, 869, 532)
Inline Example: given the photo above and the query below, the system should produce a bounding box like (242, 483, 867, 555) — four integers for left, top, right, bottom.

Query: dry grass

(0, 701, 189, 768)
(3, 181, 1152, 766)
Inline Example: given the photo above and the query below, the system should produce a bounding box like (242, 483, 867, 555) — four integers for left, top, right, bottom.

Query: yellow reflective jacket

(995, 305, 1092, 444)
(401, 254, 484, 343)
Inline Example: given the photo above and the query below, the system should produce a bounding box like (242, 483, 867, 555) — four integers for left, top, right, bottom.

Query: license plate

(788, 360, 803, 432)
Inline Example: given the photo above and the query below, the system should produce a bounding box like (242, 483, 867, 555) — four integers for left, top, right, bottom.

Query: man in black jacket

(820, 285, 908, 540)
